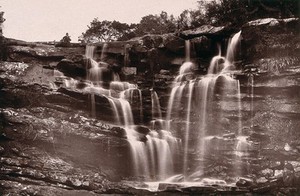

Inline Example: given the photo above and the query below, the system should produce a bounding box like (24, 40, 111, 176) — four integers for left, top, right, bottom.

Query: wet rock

(158, 183, 184, 191)
(257, 177, 268, 184)
(150, 119, 166, 131)
(278, 188, 299, 196)
(274, 170, 284, 178)
(165, 174, 185, 183)
(240, 127, 252, 135)
(120, 180, 149, 189)
(181, 186, 217, 194)
(220, 117, 231, 128)
(134, 125, 150, 135)
(56, 58, 86, 78)
(283, 171, 296, 187)
(289, 161, 300, 173)
(251, 125, 265, 132)
(121, 67, 136, 77)
(223, 133, 236, 139)
(159, 69, 171, 75)
(252, 184, 275, 194)
(137, 134, 148, 143)
(285, 162, 295, 171)
(251, 178, 282, 194)
(201, 178, 227, 186)
(101, 186, 152, 195)
(236, 177, 254, 188)
(249, 132, 270, 142)
(270, 161, 284, 170)
(111, 127, 127, 138)
(67, 178, 82, 187)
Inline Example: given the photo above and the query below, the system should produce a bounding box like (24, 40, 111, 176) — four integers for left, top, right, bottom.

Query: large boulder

(56, 58, 86, 78)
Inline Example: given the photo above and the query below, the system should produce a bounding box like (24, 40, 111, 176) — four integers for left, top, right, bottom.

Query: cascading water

(151, 90, 162, 120)
(226, 31, 241, 65)
(150, 89, 164, 130)
(61, 30, 246, 185)
(164, 31, 244, 181)
(81, 44, 179, 180)
(208, 44, 225, 74)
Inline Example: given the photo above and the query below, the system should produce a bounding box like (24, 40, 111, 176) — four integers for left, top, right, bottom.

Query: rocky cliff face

(1, 18, 300, 195)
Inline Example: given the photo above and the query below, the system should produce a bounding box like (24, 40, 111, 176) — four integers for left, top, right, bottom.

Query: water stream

(60, 31, 248, 184)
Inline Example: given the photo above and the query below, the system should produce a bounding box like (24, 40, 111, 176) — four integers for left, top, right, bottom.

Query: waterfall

(77, 31, 245, 182)
(165, 31, 243, 180)
(100, 43, 108, 62)
(85, 45, 96, 59)
(118, 98, 134, 128)
(226, 31, 241, 64)
(151, 90, 162, 120)
(208, 45, 225, 74)
(120, 88, 143, 123)
(53, 44, 177, 181)
(237, 80, 242, 136)
(90, 92, 96, 118)
(223, 31, 241, 72)
(165, 84, 185, 132)
(185, 40, 191, 62)
(249, 75, 254, 129)
(88, 59, 103, 83)
(107, 97, 121, 125)
(183, 81, 194, 176)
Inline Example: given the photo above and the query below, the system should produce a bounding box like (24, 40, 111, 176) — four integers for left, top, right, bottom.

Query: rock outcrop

(241, 18, 300, 62)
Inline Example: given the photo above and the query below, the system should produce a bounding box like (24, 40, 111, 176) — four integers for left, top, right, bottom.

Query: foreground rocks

(0, 60, 129, 194)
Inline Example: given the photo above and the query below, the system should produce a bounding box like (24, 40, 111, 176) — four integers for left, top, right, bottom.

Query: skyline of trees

(1, 1, 299, 43)
(79, 0, 299, 43)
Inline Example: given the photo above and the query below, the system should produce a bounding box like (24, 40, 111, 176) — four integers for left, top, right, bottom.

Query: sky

(0, 0, 198, 42)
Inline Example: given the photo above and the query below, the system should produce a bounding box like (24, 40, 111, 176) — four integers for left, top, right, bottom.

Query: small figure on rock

(56, 33, 71, 47)
(61, 33, 71, 43)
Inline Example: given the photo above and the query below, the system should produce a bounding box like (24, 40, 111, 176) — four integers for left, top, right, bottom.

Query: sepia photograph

(0, 0, 300, 195)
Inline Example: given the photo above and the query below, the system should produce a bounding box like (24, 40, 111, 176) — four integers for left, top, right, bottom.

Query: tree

(79, 18, 137, 43)
(134, 11, 177, 36)
(176, 9, 207, 30)
(204, 0, 248, 26)
(244, 0, 300, 19)
(177, 10, 192, 30)
(201, 0, 300, 27)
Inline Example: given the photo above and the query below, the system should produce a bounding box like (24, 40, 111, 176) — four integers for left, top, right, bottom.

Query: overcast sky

(0, 0, 198, 42)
